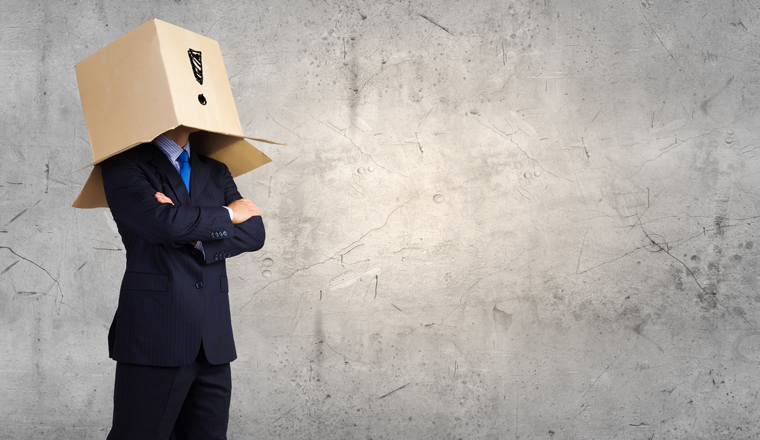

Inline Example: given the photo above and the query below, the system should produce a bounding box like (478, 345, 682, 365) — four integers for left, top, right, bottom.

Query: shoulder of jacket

(196, 153, 227, 170)
(105, 143, 153, 162)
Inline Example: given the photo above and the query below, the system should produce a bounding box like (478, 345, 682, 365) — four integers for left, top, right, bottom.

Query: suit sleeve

(200, 163, 265, 264)
(101, 155, 235, 247)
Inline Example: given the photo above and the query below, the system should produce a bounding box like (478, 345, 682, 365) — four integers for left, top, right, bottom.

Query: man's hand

(155, 192, 174, 205)
(227, 198, 261, 224)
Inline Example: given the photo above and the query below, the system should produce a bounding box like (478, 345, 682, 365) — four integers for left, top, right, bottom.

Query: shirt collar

(153, 134, 191, 164)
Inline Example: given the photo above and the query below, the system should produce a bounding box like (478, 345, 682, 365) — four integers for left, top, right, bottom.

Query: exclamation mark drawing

(188, 49, 206, 105)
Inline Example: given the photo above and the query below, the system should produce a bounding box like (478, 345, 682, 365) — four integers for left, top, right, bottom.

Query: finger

(154, 193, 174, 205)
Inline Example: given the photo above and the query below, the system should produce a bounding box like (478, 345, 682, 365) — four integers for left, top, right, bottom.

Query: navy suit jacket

(101, 142, 265, 367)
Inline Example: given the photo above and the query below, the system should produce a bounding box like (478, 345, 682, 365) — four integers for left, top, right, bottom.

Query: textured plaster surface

(3, 0, 760, 438)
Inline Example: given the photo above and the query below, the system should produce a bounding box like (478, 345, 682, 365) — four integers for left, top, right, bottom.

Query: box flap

(71, 166, 106, 209)
(71, 133, 277, 209)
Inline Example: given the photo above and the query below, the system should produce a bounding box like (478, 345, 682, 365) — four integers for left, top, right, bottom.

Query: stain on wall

(3, 0, 760, 438)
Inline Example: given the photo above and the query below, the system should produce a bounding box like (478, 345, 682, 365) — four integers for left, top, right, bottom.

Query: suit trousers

(107, 345, 231, 440)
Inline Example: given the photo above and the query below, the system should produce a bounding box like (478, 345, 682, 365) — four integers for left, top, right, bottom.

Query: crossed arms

(100, 151, 265, 264)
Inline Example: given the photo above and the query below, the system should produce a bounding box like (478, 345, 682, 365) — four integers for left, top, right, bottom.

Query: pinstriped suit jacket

(101, 142, 265, 367)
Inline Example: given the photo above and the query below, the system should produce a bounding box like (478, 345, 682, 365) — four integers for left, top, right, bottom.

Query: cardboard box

(72, 18, 281, 208)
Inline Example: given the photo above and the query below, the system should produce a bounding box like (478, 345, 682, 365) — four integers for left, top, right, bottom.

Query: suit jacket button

(195, 282, 203, 288)
(222, 231, 227, 236)
(210, 233, 215, 238)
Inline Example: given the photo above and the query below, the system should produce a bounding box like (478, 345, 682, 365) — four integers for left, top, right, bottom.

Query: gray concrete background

(2, 0, 760, 438)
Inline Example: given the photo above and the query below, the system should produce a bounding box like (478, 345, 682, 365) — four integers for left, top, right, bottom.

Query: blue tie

(178, 150, 191, 195)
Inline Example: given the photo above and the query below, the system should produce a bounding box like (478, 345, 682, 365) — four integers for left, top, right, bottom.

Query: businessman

(100, 125, 264, 439)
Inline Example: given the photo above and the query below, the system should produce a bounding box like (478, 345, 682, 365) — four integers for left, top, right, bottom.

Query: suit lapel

(141, 143, 191, 206)
(189, 150, 210, 203)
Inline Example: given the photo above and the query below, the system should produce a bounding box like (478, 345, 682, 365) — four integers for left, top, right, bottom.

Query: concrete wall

(2, 0, 760, 438)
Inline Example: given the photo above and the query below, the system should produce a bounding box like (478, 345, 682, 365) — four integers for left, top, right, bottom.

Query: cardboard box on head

(72, 18, 281, 209)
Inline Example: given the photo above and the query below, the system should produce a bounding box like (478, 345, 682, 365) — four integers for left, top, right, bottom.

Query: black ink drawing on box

(187, 49, 207, 105)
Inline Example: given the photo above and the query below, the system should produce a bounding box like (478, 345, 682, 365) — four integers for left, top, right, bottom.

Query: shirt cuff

(194, 241, 205, 257)
(223, 206, 233, 221)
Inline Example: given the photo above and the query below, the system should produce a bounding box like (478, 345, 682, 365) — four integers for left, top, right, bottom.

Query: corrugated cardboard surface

(70, 134, 277, 209)
(75, 19, 176, 165)
(157, 20, 244, 137)
(72, 18, 279, 208)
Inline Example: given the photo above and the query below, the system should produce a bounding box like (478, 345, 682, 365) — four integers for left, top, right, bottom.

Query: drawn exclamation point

(188, 49, 206, 105)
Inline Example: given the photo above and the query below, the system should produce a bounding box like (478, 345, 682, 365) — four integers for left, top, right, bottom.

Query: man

(100, 125, 264, 439)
